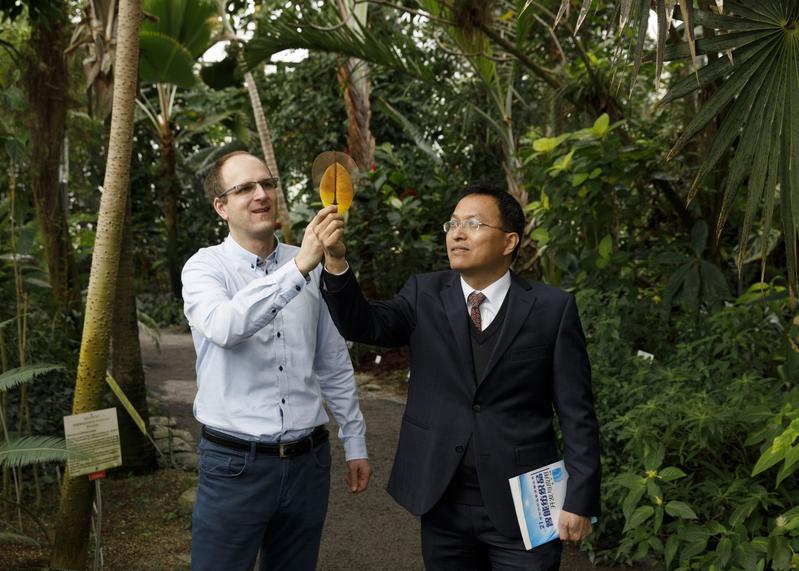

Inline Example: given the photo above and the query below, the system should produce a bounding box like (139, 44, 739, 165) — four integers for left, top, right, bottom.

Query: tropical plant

(136, 0, 222, 298)
(50, 0, 142, 565)
(546, 0, 799, 290)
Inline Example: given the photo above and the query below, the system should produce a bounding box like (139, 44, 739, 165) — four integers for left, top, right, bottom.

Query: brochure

(509, 459, 595, 550)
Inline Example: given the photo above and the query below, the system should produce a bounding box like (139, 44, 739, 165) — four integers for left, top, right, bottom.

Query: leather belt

(201, 425, 328, 458)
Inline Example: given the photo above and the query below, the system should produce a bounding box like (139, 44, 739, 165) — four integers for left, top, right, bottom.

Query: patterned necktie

(468, 291, 487, 330)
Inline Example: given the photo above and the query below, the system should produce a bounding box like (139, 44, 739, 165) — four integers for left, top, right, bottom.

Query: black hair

(458, 184, 524, 259)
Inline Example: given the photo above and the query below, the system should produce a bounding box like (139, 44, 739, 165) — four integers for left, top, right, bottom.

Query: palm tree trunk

(24, 0, 81, 316)
(159, 130, 182, 298)
(111, 195, 157, 474)
(50, 0, 142, 566)
(244, 70, 295, 245)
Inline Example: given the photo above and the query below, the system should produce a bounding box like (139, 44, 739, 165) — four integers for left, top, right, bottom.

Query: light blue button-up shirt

(182, 235, 367, 460)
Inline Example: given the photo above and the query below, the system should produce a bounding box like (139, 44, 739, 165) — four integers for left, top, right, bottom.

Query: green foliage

(578, 287, 798, 570)
(0, 436, 74, 468)
(522, 115, 661, 287)
(0, 364, 65, 392)
(139, 0, 219, 87)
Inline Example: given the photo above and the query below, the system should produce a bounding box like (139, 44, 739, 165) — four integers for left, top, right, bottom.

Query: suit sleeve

(552, 294, 601, 517)
(321, 268, 417, 348)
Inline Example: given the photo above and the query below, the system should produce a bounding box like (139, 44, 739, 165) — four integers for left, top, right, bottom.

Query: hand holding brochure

(509, 459, 596, 550)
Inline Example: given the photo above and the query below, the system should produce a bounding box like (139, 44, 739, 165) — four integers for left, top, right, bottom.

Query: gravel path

(141, 332, 621, 571)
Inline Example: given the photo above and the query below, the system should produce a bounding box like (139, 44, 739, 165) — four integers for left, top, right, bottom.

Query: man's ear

(212, 197, 228, 221)
(504, 232, 520, 257)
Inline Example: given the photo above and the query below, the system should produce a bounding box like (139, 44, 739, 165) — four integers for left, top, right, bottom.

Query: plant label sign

(63, 408, 122, 478)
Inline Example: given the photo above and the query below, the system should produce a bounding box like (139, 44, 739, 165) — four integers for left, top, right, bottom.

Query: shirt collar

(460, 270, 511, 306)
(223, 234, 280, 269)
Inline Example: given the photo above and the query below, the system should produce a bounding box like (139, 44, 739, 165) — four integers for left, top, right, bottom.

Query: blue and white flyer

(509, 459, 569, 550)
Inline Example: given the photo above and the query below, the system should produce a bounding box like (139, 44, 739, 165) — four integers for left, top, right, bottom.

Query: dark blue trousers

(191, 437, 331, 571)
(421, 501, 562, 570)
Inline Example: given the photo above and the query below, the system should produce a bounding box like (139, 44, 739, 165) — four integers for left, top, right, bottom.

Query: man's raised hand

(294, 206, 339, 276)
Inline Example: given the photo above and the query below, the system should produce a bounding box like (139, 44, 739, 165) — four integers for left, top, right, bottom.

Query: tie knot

(468, 291, 486, 307)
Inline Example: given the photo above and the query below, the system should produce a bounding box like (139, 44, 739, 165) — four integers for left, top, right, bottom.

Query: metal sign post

(63, 409, 122, 571)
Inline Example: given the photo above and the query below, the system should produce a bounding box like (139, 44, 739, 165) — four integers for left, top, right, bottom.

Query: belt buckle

(279, 443, 288, 458)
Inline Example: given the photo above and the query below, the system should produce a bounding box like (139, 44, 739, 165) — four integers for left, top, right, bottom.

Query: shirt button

(279, 366, 284, 371)
(295, 285, 301, 291)
(250, 264, 254, 269)
(473, 405, 481, 412)
(281, 398, 286, 404)
(272, 309, 276, 314)
(455, 445, 464, 453)
(277, 332, 281, 338)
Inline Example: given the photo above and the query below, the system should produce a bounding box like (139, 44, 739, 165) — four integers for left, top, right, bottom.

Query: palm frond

(0, 364, 65, 393)
(245, 12, 435, 84)
(0, 436, 79, 468)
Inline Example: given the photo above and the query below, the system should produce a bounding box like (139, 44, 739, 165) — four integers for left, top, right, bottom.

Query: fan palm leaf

(549, 0, 798, 285)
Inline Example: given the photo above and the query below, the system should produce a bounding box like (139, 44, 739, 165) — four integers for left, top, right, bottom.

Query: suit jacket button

(455, 445, 464, 453)
(473, 405, 481, 412)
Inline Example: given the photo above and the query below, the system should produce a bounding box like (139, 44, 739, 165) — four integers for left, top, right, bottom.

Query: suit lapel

(440, 273, 477, 385)
(477, 273, 537, 386)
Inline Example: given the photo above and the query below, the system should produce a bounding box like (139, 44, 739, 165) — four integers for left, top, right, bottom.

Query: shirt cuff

(342, 435, 368, 461)
(322, 266, 353, 293)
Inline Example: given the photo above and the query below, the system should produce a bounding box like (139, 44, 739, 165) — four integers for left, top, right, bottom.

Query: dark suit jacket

(322, 268, 600, 537)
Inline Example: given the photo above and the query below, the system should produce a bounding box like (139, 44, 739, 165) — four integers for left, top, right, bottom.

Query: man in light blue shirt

(182, 150, 371, 571)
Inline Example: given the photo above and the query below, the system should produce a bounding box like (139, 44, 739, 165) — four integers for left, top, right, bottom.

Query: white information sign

(64, 408, 122, 477)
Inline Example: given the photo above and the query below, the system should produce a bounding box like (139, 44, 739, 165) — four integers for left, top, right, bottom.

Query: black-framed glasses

(218, 177, 279, 200)
(443, 219, 511, 233)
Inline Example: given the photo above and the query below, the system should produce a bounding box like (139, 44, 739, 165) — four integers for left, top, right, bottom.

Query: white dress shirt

(460, 271, 512, 331)
(182, 235, 367, 460)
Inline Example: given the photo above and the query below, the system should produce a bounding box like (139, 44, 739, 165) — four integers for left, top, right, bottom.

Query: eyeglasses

(218, 177, 279, 200)
(443, 219, 511, 233)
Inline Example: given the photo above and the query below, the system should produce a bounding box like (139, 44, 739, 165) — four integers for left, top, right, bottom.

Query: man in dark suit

(317, 185, 600, 570)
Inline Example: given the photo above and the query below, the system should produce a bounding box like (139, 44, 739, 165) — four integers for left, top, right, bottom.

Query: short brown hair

(203, 151, 267, 204)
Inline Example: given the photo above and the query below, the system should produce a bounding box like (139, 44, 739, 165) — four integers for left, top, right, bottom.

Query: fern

(0, 436, 77, 467)
(0, 363, 64, 393)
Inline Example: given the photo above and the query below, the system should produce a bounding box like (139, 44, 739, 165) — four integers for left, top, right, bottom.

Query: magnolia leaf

(320, 163, 354, 215)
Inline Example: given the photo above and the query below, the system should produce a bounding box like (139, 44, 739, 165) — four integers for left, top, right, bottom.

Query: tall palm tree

(50, 0, 143, 566)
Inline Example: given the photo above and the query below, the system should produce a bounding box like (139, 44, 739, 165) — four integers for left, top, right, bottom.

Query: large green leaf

(139, 31, 197, 88)
(0, 363, 64, 392)
(0, 436, 80, 467)
(141, 0, 218, 59)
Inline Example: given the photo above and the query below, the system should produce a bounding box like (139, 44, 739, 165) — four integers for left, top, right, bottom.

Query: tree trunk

(244, 70, 295, 245)
(338, 59, 375, 173)
(111, 195, 157, 474)
(24, 0, 81, 316)
(159, 130, 182, 298)
(50, 0, 142, 566)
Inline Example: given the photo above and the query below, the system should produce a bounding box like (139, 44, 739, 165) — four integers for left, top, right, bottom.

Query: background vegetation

(0, 0, 797, 569)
